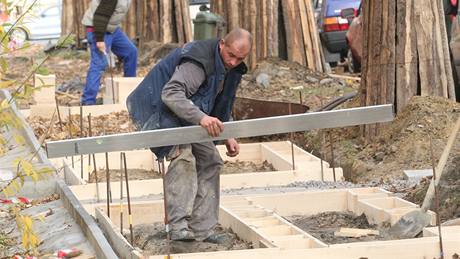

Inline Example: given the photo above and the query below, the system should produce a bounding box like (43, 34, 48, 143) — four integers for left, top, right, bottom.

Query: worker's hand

(199, 115, 224, 137)
(225, 138, 239, 157)
(96, 41, 106, 53)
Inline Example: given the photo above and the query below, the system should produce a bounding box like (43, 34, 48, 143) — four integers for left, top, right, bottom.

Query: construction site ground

(2, 41, 460, 257)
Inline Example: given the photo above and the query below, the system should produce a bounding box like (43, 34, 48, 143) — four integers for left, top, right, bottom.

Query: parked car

(9, 3, 62, 42)
(316, 0, 361, 66)
(344, 3, 363, 73)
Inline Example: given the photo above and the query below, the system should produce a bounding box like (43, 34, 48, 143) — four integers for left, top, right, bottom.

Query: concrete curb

(56, 179, 118, 259)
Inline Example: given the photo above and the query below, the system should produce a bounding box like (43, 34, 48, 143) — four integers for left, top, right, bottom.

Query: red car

(344, 5, 363, 73)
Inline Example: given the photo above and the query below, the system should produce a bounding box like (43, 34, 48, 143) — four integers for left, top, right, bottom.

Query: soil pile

(352, 96, 460, 183)
(238, 58, 359, 110)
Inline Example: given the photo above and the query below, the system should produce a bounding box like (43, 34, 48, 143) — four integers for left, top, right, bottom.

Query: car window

(42, 6, 59, 17)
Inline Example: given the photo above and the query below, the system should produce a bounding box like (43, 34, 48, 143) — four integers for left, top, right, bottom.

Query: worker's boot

(203, 232, 233, 246)
(170, 228, 195, 242)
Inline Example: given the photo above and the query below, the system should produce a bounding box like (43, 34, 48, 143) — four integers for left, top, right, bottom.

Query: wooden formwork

(93, 188, 457, 258)
(103, 77, 144, 105)
(64, 141, 343, 203)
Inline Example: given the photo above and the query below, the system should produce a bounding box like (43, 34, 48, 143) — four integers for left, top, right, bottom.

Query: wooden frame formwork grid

(93, 188, 459, 258)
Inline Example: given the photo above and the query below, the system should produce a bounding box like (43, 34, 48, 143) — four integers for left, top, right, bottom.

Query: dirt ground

(87, 160, 276, 183)
(28, 111, 136, 142)
(128, 223, 252, 255)
(221, 160, 276, 174)
(288, 211, 392, 244)
(237, 57, 359, 110)
(88, 169, 160, 183)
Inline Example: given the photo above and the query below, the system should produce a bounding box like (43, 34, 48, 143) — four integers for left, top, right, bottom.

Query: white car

(10, 4, 62, 42)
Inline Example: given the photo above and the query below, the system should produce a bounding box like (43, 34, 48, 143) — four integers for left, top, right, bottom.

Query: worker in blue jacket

(81, 0, 137, 105)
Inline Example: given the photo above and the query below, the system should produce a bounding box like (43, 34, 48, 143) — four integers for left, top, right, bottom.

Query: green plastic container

(193, 10, 224, 40)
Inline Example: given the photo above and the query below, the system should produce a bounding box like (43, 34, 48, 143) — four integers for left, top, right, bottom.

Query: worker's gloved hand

(225, 138, 239, 157)
(96, 41, 106, 53)
(199, 115, 224, 137)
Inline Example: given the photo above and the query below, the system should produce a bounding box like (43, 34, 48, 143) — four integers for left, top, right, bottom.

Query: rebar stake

(329, 131, 336, 182)
(158, 158, 171, 259)
(122, 152, 134, 245)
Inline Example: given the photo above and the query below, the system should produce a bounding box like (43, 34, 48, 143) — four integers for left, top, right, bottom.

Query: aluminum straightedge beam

(46, 104, 393, 158)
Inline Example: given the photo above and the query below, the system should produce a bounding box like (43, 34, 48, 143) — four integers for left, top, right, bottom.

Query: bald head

(224, 28, 252, 49)
(219, 28, 252, 69)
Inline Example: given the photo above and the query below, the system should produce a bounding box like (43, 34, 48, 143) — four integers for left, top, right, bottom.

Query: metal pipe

(158, 158, 171, 259)
(122, 152, 134, 245)
(429, 136, 444, 259)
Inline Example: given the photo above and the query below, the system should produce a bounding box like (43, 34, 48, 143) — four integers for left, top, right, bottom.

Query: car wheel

(9, 27, 29, 43)
(347, 49, 361, 73)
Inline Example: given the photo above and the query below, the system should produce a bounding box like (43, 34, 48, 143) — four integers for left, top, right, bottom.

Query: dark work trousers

(165, 142, 223, 240)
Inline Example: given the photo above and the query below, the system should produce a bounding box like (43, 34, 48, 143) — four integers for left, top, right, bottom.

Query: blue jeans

(81, 27, 137, 105)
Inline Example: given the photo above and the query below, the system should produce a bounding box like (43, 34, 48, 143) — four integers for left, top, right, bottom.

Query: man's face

(219, 40, 250, 70)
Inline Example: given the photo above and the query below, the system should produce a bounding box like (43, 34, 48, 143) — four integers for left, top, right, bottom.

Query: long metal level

(46, 104, 393, 158)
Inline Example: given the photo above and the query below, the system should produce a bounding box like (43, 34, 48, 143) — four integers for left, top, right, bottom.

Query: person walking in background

(81, 0, 137, 105)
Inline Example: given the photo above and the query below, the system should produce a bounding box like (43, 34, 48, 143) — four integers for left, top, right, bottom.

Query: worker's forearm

(162, 61, 207, 125)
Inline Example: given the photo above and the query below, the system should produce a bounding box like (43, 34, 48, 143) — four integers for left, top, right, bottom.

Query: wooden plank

(435, 0, 455, 99)
(160, 0, 173, 43)
(414, 0, 436, 96)
(181, 0, 192, 42)
(395, 0, 417, 112)
(299, 0, 315, 70)
(282, 0, 306, 65)
(305, 0, 323, 72)
(174, 0, 184, 44)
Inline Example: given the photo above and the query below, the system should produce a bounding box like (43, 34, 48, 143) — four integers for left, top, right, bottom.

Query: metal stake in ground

(107, 52, 116, 104)
(122, 152, 134, 245)
(158, 158, 171, 259)
(288, 103, 295, 171)
(54, 95, 63, 131)
(429, 136, 444, 259)
(119, 153, 124, 235)
(105, 152, 111, 218)
(67, 109, 74, 168)
(87, 114, 92, 180)
(329, 131, 336, 182)
(80, 105, 84, 179)
(88, 114, 100, 202)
